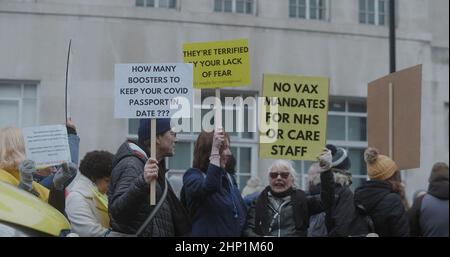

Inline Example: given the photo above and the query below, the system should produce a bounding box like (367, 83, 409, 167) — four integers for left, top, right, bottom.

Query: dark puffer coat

(354, 180, 409, 237)
(108, 141, 191, 237)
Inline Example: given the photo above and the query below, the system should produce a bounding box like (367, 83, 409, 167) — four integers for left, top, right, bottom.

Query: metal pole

(389, 0, 396, 73)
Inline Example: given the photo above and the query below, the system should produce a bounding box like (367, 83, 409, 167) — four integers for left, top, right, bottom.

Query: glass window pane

(171, 142, 191, 169)
(214, 0, 222, 12)
(289, 0, 297, 6)
(239, 147, 251, 172)
(243, 107, 255, 139)
(146, 0, 155, 7)
(359, 0, 366, 12)
(238, 174, 251, 191)
(379, 0, 385, 13)
(159, 0, 168, 8)
(0, 100, 19, 127)
(348, 100, 366, 113)
(230, 147, 238, 163)
(224, 0, 232, 12)
(348, 148, 367, 176)
(379, 14, 385, 25)
(128, 118, 140, 135)
(329, 99, 345, 112)
(359, 13, 366, 23)
(23, 84, 37, 99)
(348, 117, 367, 141)
(327, 115, 345, 140)
(136, 0, 144, 6)
(0, 83, 21, 98)
(22, 99, 36, 127)
(368, 0, 375, 11)
(298, 6, 306, 18)
(169, 0, 176, 8)
(236, 0, 244, 13)
(310, 8, 317, 19)
(289, 5, 297, 17)
(368, 13, 375, 24)
(246, 0, 252, 14)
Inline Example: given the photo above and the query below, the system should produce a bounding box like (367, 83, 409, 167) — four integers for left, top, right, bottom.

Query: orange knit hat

(364, 147, 398, 181)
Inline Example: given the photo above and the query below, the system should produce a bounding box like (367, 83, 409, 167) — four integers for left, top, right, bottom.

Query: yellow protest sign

(259, 74, 329, 160)
(183, 39, 251, 88)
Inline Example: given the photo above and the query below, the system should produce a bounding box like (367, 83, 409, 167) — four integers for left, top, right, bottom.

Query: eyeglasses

(269, 172, 290, 179)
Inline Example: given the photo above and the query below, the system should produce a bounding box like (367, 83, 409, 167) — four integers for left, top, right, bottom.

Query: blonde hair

(0, 127, 26, 171)
(267, 160, 299, 188)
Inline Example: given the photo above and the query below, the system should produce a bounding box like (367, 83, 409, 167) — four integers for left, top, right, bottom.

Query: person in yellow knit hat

(353, 147, 410, 237)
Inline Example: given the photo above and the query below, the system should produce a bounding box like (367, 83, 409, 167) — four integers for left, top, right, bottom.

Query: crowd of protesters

(0, 118, 448, 237)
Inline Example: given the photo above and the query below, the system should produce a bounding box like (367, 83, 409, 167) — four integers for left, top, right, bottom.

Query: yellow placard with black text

(259, 74, 329, 161)
(183, 39, 251, 88)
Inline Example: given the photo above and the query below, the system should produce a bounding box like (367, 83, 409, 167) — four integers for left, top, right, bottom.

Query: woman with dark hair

(353, 147, 410, 236)
(65, 150, 114, 237)
(181, 128, 247, 236)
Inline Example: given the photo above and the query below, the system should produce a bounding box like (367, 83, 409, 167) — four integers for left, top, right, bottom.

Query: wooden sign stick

(150, 119, 156, 206)
(388, 82, 394, 159)
(215, 88, 222, 129)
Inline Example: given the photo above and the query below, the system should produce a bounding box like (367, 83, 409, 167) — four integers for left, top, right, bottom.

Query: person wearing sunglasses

(243, 160, 322, 237)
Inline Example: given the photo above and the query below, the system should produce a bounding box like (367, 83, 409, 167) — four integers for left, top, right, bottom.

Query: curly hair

(79, 150, 114, 182)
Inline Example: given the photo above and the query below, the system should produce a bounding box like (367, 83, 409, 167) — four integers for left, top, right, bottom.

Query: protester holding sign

(244, 160, 316, 237)
(316, 146, 375, 237)
(65, 150, 114, 237)
(0, 126, 76, 213)
(353, 147, 410, 236)
(108, 118, 191, 237)
(0, 127, 50, 201)
(181, 129, 247, 236)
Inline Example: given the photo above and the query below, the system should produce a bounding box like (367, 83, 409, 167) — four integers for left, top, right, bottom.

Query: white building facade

(0, 0, 448, 201)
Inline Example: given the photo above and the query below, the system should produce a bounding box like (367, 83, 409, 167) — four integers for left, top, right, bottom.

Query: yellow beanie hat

(364, 147, 398, 181)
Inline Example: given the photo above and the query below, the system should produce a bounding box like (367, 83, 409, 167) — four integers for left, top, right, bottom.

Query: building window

(359, 0, 388, 26)
(293, 97, 368, 191)
(289, 0, 327, 20)
(214, 0, 254, 15)
(0, 81, 38, 128)
(136, 0, 176, 9)
(128, 89, 258, 192)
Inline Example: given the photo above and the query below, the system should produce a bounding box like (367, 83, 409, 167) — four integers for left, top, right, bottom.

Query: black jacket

(354, 180, 409, 237)
(108, 141, 191, 237)
(244, 186, 322, 237)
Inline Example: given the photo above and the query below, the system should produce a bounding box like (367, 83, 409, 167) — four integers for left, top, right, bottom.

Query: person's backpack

(347, 204, 376, 237)
(308, 212, 328, 237)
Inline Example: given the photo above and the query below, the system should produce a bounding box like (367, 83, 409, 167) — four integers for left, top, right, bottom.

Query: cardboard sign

(114, 63, 193, 118)
(22, 125, 71, 168)
(259, 74, 329, 160)
(368, 64, 422, 170)
(183, 39, 251, 88)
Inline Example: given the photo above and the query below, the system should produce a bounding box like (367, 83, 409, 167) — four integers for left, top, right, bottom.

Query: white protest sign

(114, 63, 193, 119)
(22, 125, 71, 168)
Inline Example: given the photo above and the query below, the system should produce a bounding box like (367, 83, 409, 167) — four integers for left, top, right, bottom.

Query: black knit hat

(326, 144, 351, 171)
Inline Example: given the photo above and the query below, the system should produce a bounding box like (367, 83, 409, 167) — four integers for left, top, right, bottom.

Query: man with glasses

(243, 160, 322, 237)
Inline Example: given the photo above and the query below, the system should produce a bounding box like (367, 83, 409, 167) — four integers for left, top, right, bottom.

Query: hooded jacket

(354, 180, 409, 237)
(409, 166, 449, 237)
(108, 141, 191, 237)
